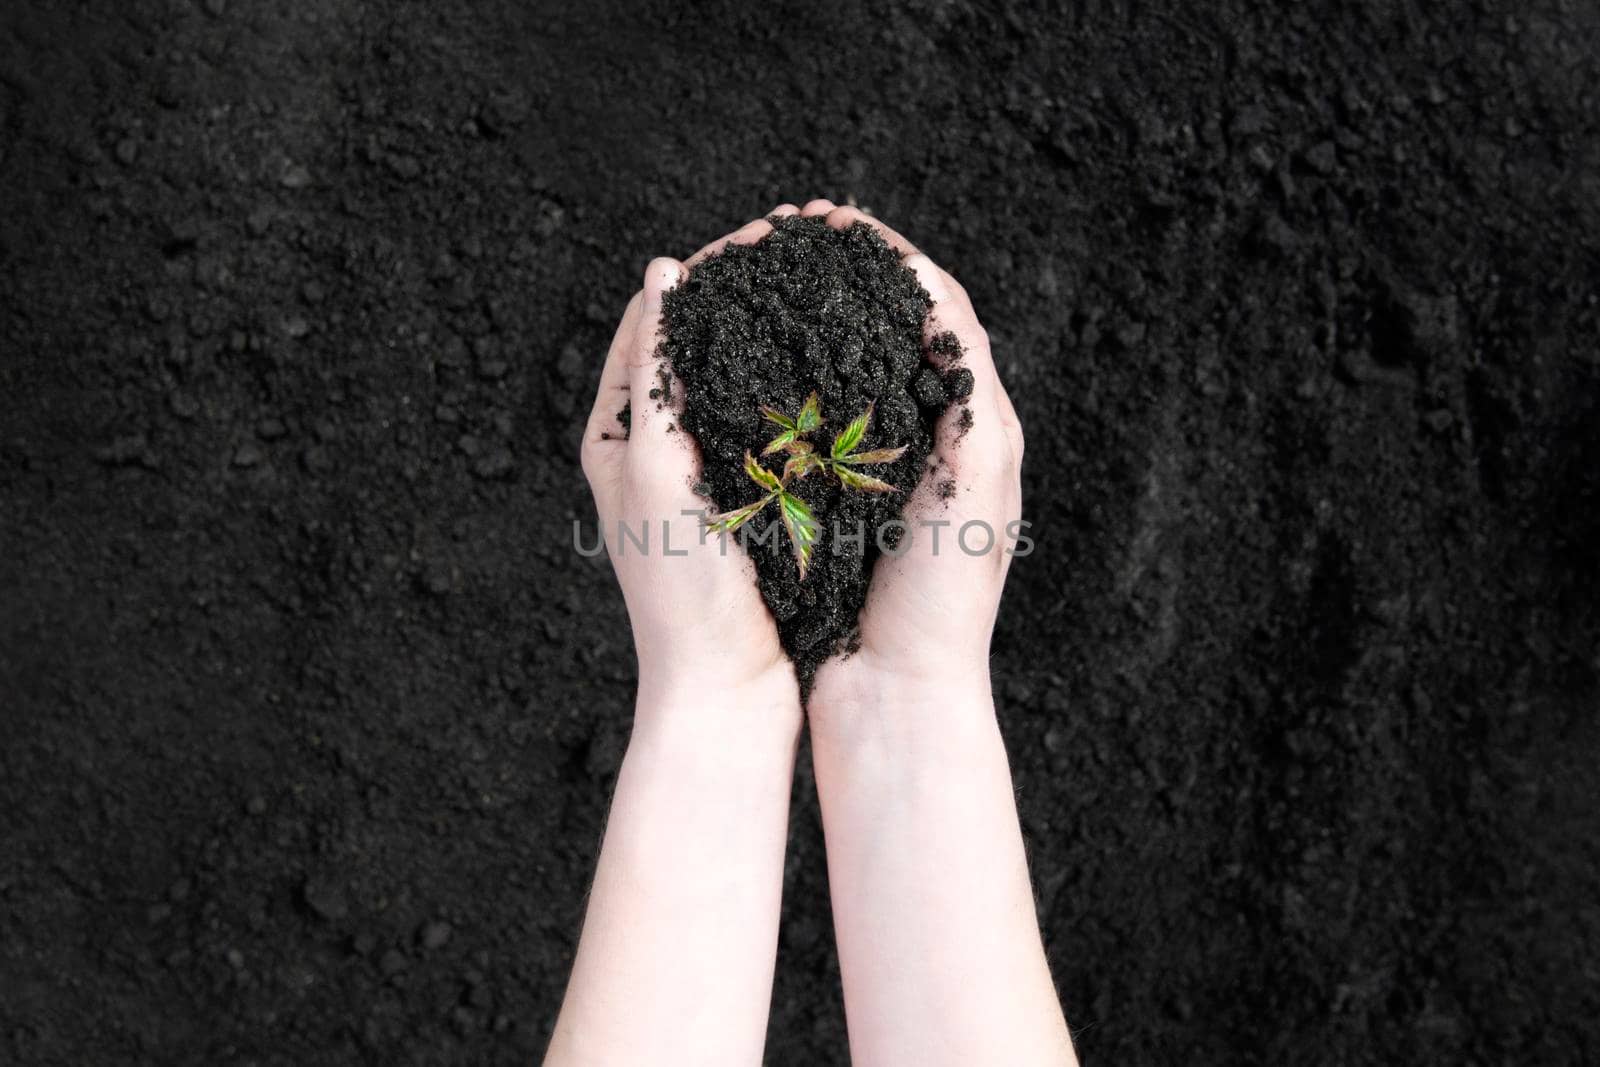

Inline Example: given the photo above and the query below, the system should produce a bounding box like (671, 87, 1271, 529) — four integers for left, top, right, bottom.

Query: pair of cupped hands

(581, 199, 1023, 727)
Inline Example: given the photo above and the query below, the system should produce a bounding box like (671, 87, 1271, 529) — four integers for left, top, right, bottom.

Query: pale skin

(545, 201, 1076, 1066)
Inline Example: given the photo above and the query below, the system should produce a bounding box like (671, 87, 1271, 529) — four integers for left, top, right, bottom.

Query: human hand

(800, 201, 1025, 731)
(782, 209, 1068, 1067)
(580, 209, 810, 718)
(555, 212, 816, 1066)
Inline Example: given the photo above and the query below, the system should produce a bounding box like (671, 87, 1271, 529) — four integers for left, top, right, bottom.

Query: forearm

(810, 675, 1075, 1067)
(546, 681, 802, 1066)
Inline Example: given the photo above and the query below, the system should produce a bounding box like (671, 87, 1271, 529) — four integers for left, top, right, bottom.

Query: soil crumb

(662, 215, 966, 693)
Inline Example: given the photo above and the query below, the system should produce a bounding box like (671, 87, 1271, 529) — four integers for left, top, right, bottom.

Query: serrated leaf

(762, 429, 798, 455)
(760, 407, 796, 430)
(703, 497, 770, 534)
(836, 445, 908, 467)
(795, 392, 822, 433)
(832, 403, 874, 459)
(744, 452, 783, 492)
(835, 466, 899, 494)
(782, 450, 822, 482)
(778, 491, 819, 579)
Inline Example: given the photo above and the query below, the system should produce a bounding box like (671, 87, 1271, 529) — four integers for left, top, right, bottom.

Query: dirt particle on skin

(929, 330, 963, 361)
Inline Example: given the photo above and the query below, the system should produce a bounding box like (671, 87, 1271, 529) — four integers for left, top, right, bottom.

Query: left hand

(580, 209, 807, 713)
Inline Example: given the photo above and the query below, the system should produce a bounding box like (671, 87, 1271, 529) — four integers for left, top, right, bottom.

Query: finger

(904, 255, 998, 412)
(993, 375, 1024, 462)
(768, 202, 800, 219)
(627, 258, 712, 511)
(929, 270, 1021, 460)
(824, 205, 919, 257)
(626, 257, 687, 440)
(685, 216, 776, 268)
(904, 254, 1025, 469)
(889, 395, 1022, 589)
(583, 290, 644, 445)
(800, 198, 836, 217)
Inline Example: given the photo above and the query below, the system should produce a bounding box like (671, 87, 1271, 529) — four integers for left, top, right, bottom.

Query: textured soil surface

(664, 216, 966, 692)
(3, 2, 1598, 1064)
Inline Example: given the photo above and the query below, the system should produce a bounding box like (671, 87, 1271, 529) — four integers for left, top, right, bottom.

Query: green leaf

(795, 392, 822, 433)
(836, 445, 908, 466)
(744, 452, 783, 492)
(832, 403, 873, 459)
(835, 467, 898, 494)
(703, 497, 772, 534)
(778, 491, 819, 579)
(762, 429, 798, 455)
(760, 407, 796, 430)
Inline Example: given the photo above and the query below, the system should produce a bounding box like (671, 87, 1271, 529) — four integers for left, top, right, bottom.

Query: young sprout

(704, 452, 820, 577)
(760, 392, 821, 454)
(821, 402, 908, 491)
(704, 396, 906, 580)
(781, 402, 908, 491)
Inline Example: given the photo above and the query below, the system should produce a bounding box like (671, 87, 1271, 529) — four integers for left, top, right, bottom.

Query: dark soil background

(2, 1, 1597, 1064)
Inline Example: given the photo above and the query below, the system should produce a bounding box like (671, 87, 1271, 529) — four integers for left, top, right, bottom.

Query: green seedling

(777, 399, 909, 492)
(704, 395, 908, 579)
(760, 392, 821, 455)
(704, 451, 821, 577)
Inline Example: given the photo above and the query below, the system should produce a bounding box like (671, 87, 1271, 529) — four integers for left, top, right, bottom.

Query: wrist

(634, 661, 803, 759)
(808, 657, 997, 760)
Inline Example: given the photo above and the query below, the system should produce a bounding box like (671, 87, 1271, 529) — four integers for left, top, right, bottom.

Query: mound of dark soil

(662, 216, 968, 691)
